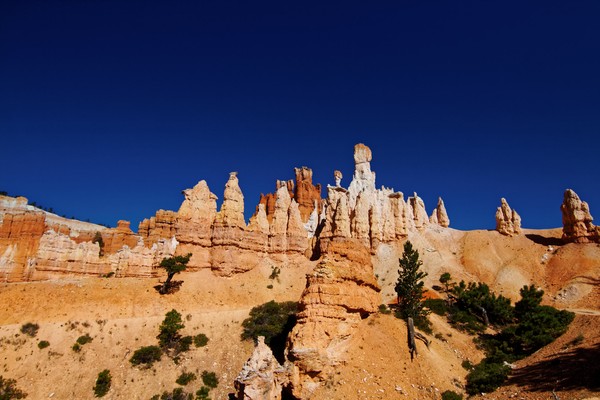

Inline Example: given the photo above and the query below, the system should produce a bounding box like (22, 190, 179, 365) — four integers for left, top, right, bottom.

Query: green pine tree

(395, 241, 429, 321)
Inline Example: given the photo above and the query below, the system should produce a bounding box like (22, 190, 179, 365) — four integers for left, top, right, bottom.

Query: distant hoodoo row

(1, 143, 599, 282)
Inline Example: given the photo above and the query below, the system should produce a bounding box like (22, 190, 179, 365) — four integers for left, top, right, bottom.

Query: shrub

(465, 361, 510, 395)
(241, 301, 298, 345)
(423, 298, 448, 316)
(93, 369, 111, 397)
(77, 334, 93, 345)
(461, 360, 473, 370)
(451, 281, 514, 326)
(196, 386, 210, 400)
(0, 375, 27, 399)
(412, 314, 433, 334)
(38, 340, 50, 349)
(441, 390, 463, 400)
(20, 322, 39, 337)
(72, 343, 81, 352)
(193, 333, 209, 347)
(176, 336, 192, 354)
(158, 310, 185, 349)
(241, 301, 298, 363)
(201, 371, 218, 388)
(269, 266, 281, 280)
(378, 304, 391, 314)
(175, 371, 196, 386)
(130, 345, 162, 366)
(153, 387, 192, 400)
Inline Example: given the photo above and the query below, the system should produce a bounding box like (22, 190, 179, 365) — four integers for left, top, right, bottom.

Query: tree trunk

(160, 273, 174, 294)
(407, 317, 417, 360)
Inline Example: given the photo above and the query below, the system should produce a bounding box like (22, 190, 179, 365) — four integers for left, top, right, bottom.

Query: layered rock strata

(285, 238, 380, 398)
(561, 189, 600, 243)
(495, 198, 522, 236)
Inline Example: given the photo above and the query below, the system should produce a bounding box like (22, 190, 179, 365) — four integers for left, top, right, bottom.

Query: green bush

(93, 369, 111, 397)
(466, 361, 510, 395)
(175, 372, 196, 386)
(451, 281, 513, 326)
(193, 333, 209, 347)
(153, 387, 192, 400)
(20, 322, 39, 337)
(241, 301, 298, 345)
(77, 334, 93, 345)
(38, 340, 50, 349)
(158, 310, 185, 349)
(201, 371, 218, 388)
(130, 345, 162, 366)
(423, 298, 448, 316)
(72, 343, 81, 353)
(196, 386, 210, 399)
(378, 304, 391, 314)
(176, 336, 192, 354)
(441, 390, 463, 400)
(0, 375, 28, 399)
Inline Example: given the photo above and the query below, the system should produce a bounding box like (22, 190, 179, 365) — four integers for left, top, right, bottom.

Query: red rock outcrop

(496, 198, 522, 236)
(294, 167, 322, 222)
(257, 169, 321, 224)
(561, 189, 600, 243)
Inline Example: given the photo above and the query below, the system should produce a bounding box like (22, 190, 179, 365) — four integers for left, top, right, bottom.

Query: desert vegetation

(93, 369, 111, 397)
(158, 254, 192, 294)
(429, 277, 575, 395)
(241, 300, 298, 362)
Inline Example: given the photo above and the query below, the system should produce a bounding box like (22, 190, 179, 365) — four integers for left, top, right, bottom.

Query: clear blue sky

(1, 1, 599, 230)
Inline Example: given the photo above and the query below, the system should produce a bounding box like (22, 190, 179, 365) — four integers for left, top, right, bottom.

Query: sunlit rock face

(495, 198, 521, 236)
(285, 238, 380, 399)
(561, 189, 600, 243)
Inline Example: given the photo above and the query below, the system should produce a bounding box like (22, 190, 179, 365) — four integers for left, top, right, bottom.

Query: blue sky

(1, 1, 599, 230)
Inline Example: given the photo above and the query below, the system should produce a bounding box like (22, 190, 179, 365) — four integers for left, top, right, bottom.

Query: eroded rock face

(561, 189, 600, 243)
(430, 197, 450, 228)
(216, 172, 246, 229)
(316, 144, 437, 254)
(258, 168, 322, 224)
(286, 238, 380, 399)
(234, 337, 286, 400)
(496, 198, 522, 236)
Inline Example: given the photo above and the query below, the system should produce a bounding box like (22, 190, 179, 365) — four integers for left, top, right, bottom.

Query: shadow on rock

(153, 280, 184, 294)
(525, 234, 564, 246)
(507, 342, 600, 392)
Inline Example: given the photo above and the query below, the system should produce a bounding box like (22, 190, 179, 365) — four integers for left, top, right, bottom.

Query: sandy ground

(1, 228, 598, 399)
(0, 261, 314, 399)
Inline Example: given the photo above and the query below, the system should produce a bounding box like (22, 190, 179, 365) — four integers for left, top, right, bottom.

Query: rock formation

(495, 198, 522, 236)
(430, 197, 450, 227)
(234, 337, 286, 400)
(315, 143, 434, 254)
(0, 143, 450, 282)
(285, 238, 380, 398)
(561, 189, 600, 243)
(258, 168, 321, 224)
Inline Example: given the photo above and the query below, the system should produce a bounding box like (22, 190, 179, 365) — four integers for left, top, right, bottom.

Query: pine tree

(158, 253, 192, 294)
(395, 241, 429, 321)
